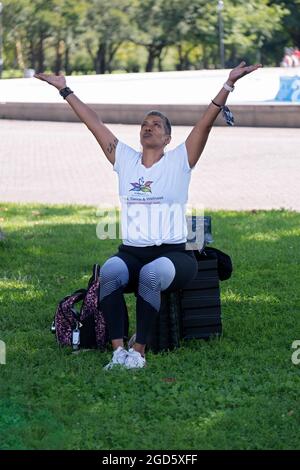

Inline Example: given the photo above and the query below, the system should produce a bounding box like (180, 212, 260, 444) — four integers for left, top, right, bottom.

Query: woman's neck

(141, 148, 165, 168)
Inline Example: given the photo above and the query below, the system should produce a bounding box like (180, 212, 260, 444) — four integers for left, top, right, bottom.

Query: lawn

(0, 203, 299, 450)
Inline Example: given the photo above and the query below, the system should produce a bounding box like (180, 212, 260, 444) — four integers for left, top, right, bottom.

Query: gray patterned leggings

(99, 243, 198, 345)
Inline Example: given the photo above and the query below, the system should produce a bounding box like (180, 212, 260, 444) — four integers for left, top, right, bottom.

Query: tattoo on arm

(107, 138, 118, 154)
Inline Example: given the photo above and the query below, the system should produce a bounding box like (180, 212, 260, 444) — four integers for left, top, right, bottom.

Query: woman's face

(140, 115, 171, 149)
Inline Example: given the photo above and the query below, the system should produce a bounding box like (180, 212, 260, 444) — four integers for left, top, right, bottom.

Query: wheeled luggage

(147, 229, 233, 353)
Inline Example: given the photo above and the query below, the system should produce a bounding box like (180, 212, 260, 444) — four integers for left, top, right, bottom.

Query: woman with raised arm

(35, 61, 261, 370)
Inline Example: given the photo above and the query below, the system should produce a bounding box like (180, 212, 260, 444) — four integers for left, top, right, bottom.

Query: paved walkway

(0, 120, 299, 211)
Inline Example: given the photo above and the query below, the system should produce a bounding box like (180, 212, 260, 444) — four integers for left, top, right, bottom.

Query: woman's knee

(138, 263, 161, 311)
(163, 252, 198, 291)
(99, 256, 129, 301)
(138, 263, 161, 292)
(138, 257, 175, 291)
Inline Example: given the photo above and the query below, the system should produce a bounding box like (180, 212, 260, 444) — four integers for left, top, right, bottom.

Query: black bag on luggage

(201, 246, 233, 281)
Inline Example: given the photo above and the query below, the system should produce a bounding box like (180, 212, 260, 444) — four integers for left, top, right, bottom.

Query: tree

(270, 0, 300, 47)
(50, 0, 86, 74)
(222, 0, 288, 66)
(177, 0, 219, 69)
(81, 0, 132, 74)
(1, 0, 296, 75)
(2, 0, 31, 70)
(265, 0, 300, 65)
(130, 0, 193, 72)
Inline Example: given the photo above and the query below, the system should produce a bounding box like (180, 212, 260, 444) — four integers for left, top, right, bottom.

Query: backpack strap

(73, 288, 88, 296)
(59, 288, 87, 306)
(87, 264, 101, 288)
(52, 288, 87, 334)
(93, 264, 101, 281)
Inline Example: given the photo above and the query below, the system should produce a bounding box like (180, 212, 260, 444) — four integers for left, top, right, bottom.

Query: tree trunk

(107, 43, 121, 73)
(96, 42, 106, 74)
(54, 39, 64, 74)
(227, 45, 237, 69)
(146, 45, 164, 72)
(37, 33, 45, 72)
(146, 46, 156, 72)
(176, 44, 183, 71)
(85, 40, 96, 73)
(158, 48, 166, 72)
(202, 44, 208, 69)
(15, 35, 25, 70)
(65, 42, 71, 75)
(29, 39, 36, 69)
(182, 47, 194, 70)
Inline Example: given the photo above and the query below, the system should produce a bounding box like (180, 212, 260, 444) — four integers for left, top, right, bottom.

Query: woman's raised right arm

(34, 73, 118, 165)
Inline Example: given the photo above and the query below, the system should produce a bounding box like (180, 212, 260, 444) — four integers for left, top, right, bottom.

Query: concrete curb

(1, 102, 300, 127)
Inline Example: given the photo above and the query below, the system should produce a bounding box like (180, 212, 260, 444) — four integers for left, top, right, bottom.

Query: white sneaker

(124, 348, 146, 369)
(104, 346, 128, 370)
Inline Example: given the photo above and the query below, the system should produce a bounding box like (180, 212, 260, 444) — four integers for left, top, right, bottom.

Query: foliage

(81, 0, 133, 74)
(0, 1, 295, 74)
(265, 0, 300, 65)
(223, 0, 289, 65)
(0, 204, 299, 449)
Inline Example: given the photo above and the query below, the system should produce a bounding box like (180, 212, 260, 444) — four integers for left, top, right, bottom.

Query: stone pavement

(0, 119, 299, 211)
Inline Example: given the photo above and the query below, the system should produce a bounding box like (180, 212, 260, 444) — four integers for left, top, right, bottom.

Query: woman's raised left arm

(185, 61, 262, 168)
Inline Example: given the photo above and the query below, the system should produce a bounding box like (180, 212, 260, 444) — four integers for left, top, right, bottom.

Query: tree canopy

(1, 0, 296, 75)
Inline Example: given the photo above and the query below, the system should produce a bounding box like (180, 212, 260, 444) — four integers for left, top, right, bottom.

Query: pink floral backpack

(51, 264, 108, 351)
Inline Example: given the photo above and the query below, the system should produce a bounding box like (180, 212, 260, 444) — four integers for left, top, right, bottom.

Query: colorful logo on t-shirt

(129, 177, 153, 193)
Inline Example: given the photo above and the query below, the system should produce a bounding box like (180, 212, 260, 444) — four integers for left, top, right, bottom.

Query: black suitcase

(180, 250, 222, 341)
(147, 250, 222, 352)
(147, 292, 182, 353)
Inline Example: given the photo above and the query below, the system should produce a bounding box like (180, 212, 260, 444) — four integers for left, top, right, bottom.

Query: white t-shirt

(114, 141, 193, 247)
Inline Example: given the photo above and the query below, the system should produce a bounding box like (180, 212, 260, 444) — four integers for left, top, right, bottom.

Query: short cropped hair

(144, 110, 172, 136)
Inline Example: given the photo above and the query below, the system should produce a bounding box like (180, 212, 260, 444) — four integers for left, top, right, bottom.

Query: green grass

(0, 203, 299, 450)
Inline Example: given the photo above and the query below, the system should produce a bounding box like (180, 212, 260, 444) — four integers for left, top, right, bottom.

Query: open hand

(228, 61, 262, 85)
(34, 73, 66, 91)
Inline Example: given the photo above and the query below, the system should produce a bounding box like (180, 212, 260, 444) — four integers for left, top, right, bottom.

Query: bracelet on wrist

(59, 87, 74, 99)
(223, 82, 235, 92)
(211, 100, 222, 108)
(211, 100, 235, 126)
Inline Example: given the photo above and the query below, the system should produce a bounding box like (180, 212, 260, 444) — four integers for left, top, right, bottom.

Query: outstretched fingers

(238, 62, 262, 74)
(243, 64, 262, 77)
(230, 61, 262, 82)
(34, 73, 50, 82)
(33, 73, 66, 90)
